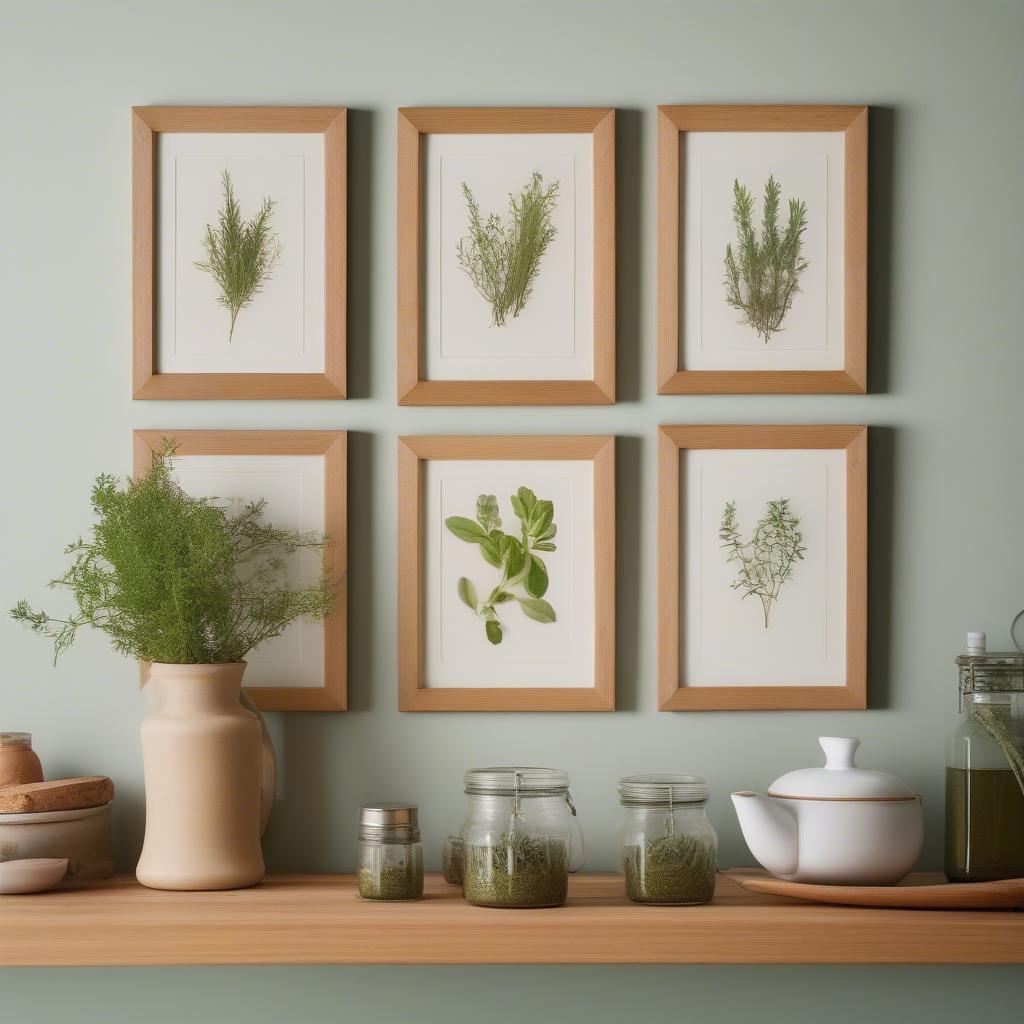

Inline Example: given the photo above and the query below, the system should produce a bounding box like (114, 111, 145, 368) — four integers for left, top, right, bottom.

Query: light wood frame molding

(397, 107, 615, 406)
(132, 106, 347, 400)
(133, 429, 348, 710)
(658, 424, 867, 711)
(657, 105, 868, 395)
(398, 435, 615, 710)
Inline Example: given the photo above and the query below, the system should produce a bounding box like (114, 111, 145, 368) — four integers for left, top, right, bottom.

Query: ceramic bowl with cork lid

(0, 776, 115, 881)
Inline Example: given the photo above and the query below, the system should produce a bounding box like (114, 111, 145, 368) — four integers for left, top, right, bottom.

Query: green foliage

(719, 498, 805, 628)
(723, 175, 809, 342)
(194, 169, 281, 342)
(445, 485, 557, 645)
(456, 171, 559, 327)
(10, 441, 335, 665)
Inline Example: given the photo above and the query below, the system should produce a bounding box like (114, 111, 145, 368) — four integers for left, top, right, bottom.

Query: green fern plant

(456, 172, 559, 327)
(194, 169, 281, 342)
(723, 176, 809, 342)
(445, 487, 557, 645)
(10, 441, 335, 665)
(719, 498, 805, 627)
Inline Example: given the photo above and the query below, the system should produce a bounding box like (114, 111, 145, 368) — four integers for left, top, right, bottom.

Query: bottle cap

(966, 632, 987, 655)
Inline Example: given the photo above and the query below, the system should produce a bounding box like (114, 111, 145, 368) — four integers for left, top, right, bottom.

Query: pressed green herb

(446, 487, 557, 646)
(723, 175, 809, 342)
(195, 169, 281, 341)
(442, 836, 465, 885)
(456, 171, 559, 327)
(357, 862, 423, 901)
(719, 498, 805, 627)
(10, 440, 335, 664)
(623, 833, 717, 905)
(463, 831, 568, 908)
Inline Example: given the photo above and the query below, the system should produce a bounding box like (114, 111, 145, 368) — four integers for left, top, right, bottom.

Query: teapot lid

(768, 737, 917, 801)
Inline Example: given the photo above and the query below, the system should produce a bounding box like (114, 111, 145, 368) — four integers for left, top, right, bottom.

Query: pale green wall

(2, 0, 1022, 1020)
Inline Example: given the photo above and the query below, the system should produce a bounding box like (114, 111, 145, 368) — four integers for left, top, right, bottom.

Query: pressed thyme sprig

(445, 487, 557, 645)
(194, 169, 281, 342)
(10, 440, 335, 664)
(456, 171, 559, 327)
(719, 498, 805, 628)
(723, 175, 809, 342)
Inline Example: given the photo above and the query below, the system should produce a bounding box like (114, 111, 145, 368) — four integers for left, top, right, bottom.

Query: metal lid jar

(946, 625, 1024, 881)
(461, 767, 585, 908)
(357, 803, 423, 901)
(618, 774, 717, 905)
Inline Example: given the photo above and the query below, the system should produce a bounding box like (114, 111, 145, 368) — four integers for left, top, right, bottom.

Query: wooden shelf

(2, 873, 1021, 966)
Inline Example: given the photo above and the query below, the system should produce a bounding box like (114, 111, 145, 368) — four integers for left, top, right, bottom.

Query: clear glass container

(946, 648, 1024, 881)
(357, 803, 423, 901)
(618, 774, 717, 905)
(441, 834, 464, 885)
(460, 767, 585, 908)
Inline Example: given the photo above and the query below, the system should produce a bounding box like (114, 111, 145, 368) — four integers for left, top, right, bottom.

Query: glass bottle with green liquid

(945, 621, 1024, 881)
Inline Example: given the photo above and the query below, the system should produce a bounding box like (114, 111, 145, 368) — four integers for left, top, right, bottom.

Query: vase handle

(239, 689, 277, 835)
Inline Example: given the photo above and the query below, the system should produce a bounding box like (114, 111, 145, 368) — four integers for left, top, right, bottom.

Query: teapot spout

(731, 791, 799, 879)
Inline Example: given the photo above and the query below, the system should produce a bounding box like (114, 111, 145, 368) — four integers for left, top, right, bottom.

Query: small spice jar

(461, 767, 585, 909)
(441, 834, 464, 885)
(618, 774, 717, 905)
(357, 804, 423, 901)
(0, 733, 44, 788)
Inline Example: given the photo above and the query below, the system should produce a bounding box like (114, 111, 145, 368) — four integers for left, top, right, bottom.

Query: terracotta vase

(136, 662, 269, 891)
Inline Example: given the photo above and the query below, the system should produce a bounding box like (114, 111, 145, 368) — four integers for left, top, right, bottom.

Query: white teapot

(732, 736, 923, 885)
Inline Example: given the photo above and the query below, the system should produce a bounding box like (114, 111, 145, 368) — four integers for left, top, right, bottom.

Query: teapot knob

(820, 736, 860, 770)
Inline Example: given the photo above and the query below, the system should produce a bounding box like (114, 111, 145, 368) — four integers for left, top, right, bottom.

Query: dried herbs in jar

(618, 774, 718, 906)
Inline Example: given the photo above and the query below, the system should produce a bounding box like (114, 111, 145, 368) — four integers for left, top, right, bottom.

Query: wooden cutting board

(726, 868, 1024, 909)
(0, 777, 114, 814)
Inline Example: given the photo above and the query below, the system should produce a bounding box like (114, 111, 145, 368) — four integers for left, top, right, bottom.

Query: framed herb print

(398, 435, 615, 710)
(658, 425, 866, 710)
(397, 108, 615, 405)
(132, 107, 346, 400)
(657, 106, 867, 394)
(134, 429, 347, 710)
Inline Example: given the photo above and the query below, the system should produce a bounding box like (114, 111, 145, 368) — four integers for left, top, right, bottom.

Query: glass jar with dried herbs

(461, 767, 585, 908)
(357, 804, 423, 901)
(947, 630, 1024, 882)
(618, 774, 718, 905)
(441, 834, 465, 885)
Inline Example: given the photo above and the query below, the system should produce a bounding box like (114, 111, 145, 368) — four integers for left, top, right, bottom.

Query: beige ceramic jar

(136, 663, 266, 891)
(0, 733, 44, 788)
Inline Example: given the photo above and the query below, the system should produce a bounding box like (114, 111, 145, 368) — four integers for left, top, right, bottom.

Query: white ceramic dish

(0, 857, 69, 894)
(0, 802, 114, 880)
(732, 736, 924, 885)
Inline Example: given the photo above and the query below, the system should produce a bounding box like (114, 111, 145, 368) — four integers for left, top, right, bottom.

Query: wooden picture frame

(134, 429, 347, 710)
(397, 107, 615, 405)
(398, 435, 615, 710)
(657, 105, 867, 395)
(132, 106, 347, 400)
(658, 425, 866, 710)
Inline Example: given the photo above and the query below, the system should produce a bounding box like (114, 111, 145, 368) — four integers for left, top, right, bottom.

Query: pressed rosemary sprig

(456, 171, 559, 327)
(719, 498, 805, 628)
(723, 175, 809, 342)
(10, 440, 335, 664)
(445, 487, 557, 646)
(194, 169, 281, 342)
